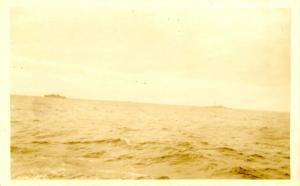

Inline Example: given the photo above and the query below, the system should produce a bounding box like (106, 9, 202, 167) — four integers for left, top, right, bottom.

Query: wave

(11, 146, 37, 154)
(151, 152, 205, 165)
(230, 166, 262, 179)
(64, 138, 132, 146)
(32, 141, 50, 144)
(83, 151, 106, 158)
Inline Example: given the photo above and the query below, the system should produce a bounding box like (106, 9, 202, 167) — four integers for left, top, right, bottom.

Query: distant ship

(44, 94, 66, 99)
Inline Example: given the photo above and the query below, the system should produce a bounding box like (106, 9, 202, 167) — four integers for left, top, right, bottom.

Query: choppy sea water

(11, 95, 290, 179)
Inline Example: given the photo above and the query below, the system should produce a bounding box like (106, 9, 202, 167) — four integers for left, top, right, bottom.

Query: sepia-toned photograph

(9, 0, 291, 180)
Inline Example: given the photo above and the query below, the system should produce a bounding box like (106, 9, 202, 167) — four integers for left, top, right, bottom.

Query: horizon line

(10, 93, 290, 113)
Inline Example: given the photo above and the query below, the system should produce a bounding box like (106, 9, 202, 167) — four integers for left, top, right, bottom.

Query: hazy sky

(10, 1, 290, 111)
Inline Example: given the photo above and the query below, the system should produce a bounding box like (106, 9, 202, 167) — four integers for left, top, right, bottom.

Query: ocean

(11, 95, 290, 179)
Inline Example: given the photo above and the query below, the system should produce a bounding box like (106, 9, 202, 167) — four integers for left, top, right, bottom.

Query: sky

(10, 0, 290, 111)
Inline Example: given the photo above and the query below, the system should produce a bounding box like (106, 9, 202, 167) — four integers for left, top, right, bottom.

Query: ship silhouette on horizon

(44, 94, 66, 99)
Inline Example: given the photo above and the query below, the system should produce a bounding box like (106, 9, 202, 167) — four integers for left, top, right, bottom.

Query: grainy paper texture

(1, 0, 300, 186)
